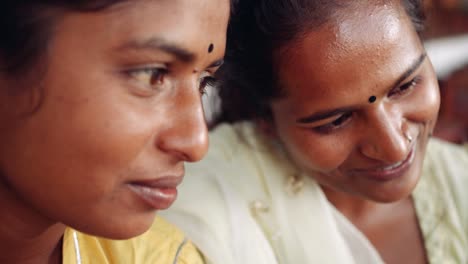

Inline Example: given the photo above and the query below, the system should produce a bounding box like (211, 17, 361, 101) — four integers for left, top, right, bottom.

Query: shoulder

(204, 121, 261, 161)
(423, 138, 468, 206)
(147, 217, 205, 264)
(190, 121, 284, 180)
(414, 138, 468, 262)
(174, 121, 273, 212)
(65, 217, 204, 263)
(425, 138, 468, 167)
(139, 216, 203, 262)
(173, 121, 280, 209)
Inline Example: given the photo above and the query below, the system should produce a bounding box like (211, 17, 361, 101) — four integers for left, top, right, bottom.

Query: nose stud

(404, 132, 413, 143)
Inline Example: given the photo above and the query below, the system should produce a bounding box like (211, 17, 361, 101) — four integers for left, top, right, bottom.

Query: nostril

(187, 131, 209, 162)
(360, 128, 410, 164)
(156, 118, 208, 162)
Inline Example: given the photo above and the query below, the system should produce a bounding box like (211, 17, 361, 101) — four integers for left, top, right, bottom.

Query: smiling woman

(0, 0, 230, 263)
(162, 0, 468, 263)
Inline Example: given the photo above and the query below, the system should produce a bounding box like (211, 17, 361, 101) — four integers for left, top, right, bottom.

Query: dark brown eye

(400, 80, 416, 91)
(148, 69, 165, 85)
(313, 112, 353, 134)
(332, 112, 352, 126)
(389, 76, 421, 97)
(127, 67, 169, 90)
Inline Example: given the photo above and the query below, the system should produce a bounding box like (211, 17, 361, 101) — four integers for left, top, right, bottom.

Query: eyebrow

(389, 53, 427, 92)
(297, 107, 354, 124)
(117, 37, 195, 62)
(296, 53, 427, 124)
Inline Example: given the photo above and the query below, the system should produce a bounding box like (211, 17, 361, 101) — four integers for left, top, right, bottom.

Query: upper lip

(349, 145, 415, 175)
(129, 174, 184, 188)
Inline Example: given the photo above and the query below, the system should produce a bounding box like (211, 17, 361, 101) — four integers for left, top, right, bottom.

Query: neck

(320, 184, 409, 229)
(0, 179, 66, 264)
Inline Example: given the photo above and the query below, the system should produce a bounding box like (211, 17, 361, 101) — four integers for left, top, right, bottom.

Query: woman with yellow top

(0, 0, 231, 263)
(163, 0, 468, 263)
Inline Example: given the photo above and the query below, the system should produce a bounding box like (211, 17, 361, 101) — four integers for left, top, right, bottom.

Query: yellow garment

(62, 216, 205, 264)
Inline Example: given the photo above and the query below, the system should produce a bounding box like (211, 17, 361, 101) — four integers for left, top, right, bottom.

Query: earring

(404, 132, 413, 143)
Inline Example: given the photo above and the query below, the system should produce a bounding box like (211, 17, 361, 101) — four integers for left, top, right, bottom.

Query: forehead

(331, 2, 404, 59)
(275, 2, 424, 103)
(55, 0, 229, 58)
(113, 0, 229, 42)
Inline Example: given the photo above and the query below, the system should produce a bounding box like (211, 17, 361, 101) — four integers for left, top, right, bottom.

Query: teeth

(382, 160, 404, 171)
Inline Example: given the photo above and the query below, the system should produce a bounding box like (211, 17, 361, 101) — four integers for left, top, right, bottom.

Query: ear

(256, 118, 278, 139)
(0, 73, 41, 122)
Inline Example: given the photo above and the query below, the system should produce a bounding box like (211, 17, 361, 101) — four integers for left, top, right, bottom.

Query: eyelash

(126, 67, 168, 91)
(312, 76, 423, 135)
(388, 76, 422, 97)
(199, 75, 217, 96)
(313, 111, 353, 134)
(126, 67, 216, 96)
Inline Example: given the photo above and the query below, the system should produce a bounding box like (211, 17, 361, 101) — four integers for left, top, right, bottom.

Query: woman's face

(0, 0, 229, 238)
(270, 2, 439, 203)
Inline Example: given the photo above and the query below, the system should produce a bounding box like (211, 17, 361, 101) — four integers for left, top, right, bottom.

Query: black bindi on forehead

(208, 43, 214, 53)
(368, 95, 377, 103)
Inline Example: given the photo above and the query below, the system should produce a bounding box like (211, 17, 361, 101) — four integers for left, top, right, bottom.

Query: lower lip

(127, 184, 178, 210)
(360, 148, 415, 182)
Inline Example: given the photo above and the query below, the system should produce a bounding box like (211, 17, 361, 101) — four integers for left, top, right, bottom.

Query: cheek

(14, 83, 157, 187)
(59, 98, 160, 180)
(406, 79, 440, 128)
(2, 90, 159, 221)
(275, 123, 351, 173)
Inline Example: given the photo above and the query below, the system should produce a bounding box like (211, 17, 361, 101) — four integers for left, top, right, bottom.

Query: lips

(127, 175, 183, 210)
(350, 145, 416, 181)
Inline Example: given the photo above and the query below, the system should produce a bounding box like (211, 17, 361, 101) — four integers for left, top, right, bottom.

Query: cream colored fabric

(62, 216, 205, 264)
(162, 122, 468, 264)
(413, 138, 468, 263)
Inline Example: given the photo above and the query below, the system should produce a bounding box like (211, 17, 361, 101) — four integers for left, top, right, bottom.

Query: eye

(313, 112, 353, 134)
(126, 66, 169, 92)
(389, 76, 421, 97)
(198, 72, 217, 96)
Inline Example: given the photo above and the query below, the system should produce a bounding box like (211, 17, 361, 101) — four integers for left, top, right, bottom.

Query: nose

(359, 106, 409, 164)
(156, 81, 209, 162)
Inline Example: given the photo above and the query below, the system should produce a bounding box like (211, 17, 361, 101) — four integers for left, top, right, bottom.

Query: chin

(367, 188, 413, 203)
(110, 215, 158, 240)
(366, 169, 422, 203)
(72, 212, 157, 240)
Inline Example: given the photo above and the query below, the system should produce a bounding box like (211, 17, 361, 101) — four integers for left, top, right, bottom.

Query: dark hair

(215, 0, 426, 124)
(0, 1, 134, 78)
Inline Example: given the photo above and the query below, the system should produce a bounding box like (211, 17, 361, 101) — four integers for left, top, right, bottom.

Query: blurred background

(424, 0, 468, 144)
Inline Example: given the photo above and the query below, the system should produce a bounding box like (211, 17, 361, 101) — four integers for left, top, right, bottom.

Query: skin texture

(0, 0, 229, 263)
(268, 1, 438, 263)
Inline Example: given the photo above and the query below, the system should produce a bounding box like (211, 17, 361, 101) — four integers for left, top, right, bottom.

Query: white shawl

(162, 122, 384, 263)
